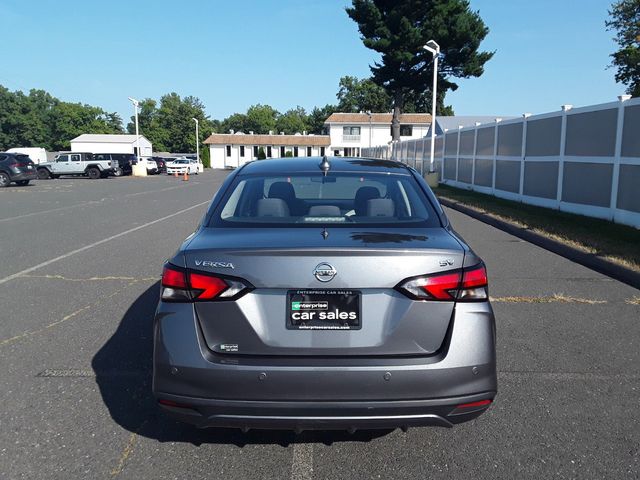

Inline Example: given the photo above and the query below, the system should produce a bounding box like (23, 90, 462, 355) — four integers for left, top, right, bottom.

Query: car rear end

(3, 154, 37, 185)
(153, 159, 497, 431)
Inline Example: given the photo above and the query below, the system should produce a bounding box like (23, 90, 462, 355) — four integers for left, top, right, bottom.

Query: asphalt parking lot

(1, 170, 638, 479)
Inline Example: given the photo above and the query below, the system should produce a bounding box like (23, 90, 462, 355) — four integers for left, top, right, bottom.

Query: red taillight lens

(190, 272, 228, 299)
(162, 266, 187, 288)
(396, 263, 488, 302)
(160, 264, 251, 302)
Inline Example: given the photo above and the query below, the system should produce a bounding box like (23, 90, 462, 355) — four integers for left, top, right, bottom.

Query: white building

(204, 132, 331, 169)
(70, 134, 153, 158)
(324, 112, 432, 157)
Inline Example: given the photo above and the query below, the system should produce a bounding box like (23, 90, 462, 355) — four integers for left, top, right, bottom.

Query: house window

(294, 147, 299, 157)
(306, 147, 312, 156)
(253, 146, 259, 157)
(240, 146, 245, 157)
(267, 146, 272, 157)
(390, 125, 414, 136)
(320, 147, 325, 156)
(226, 145, 231, 157)
(280, 146, 285, 157)
(343, 126, 361, 135)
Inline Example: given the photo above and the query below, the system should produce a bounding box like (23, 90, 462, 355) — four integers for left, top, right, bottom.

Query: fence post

(491, 118, 502, 193)
(519, 113, 531, 197)
(456, 125, 462, 184)
(556, 105, 572, 209)
(472, 123, 480, 189)
(610, 95, 631, 220)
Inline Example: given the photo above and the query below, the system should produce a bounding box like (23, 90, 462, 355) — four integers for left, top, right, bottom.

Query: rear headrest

(367, 198, 395, 217)
(268, 181, 296, 201)
(308, 205, 341, 216)
(354, 186, 380, 215)
(256, 198, 290, 217)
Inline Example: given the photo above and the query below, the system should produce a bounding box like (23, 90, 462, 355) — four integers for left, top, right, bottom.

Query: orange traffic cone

(173, 170, 178, 178)
(183, 170, 189, 181)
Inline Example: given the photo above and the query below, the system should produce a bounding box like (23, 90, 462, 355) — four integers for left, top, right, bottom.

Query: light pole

(366, 111, 372, 153)
(192, 118, 199, 163)
(423, 40, 440, 176)
(128, 96, 145, 176)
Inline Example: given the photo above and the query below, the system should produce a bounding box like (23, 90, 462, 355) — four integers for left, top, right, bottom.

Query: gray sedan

(153, 157, 497, 432)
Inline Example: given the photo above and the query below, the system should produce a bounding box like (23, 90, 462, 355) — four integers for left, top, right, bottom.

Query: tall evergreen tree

(346, 0, 493, 140)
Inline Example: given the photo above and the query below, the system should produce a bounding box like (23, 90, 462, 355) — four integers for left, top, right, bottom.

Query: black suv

(151, 156, 167, 174)
(0, 152, 37, 187)
(94, 154, 136, 176)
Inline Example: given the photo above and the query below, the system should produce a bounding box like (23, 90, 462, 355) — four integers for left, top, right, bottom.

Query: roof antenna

(319, 156, 330, 176)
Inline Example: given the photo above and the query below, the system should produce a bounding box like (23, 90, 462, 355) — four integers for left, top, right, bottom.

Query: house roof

(70, 134, 150, 144)
(204, 133, 331, 147)
(324, 113, 432, 124)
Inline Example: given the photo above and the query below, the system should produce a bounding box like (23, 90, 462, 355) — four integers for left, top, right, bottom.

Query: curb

(438, 197, 640, 290)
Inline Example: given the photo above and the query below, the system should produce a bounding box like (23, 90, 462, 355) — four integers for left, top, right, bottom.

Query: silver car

(153, 157, 497, 431)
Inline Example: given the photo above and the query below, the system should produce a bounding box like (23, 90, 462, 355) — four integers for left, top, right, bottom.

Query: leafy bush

(257, 147, 266, 160)
(201, 145, 211, 168)
(284, 151, 293, 157)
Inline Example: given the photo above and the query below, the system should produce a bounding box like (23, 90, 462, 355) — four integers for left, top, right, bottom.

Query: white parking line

(0, 200, 210, 286)
(291, 443, 314, 480)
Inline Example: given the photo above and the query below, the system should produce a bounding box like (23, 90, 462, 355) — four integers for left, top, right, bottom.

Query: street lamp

(192, 118, 199, 163)
(128, 96, 145, 176)
(423, 40, 440, 175)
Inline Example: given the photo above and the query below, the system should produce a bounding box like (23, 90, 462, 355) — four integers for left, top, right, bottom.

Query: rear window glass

(209, 172, 440, 228)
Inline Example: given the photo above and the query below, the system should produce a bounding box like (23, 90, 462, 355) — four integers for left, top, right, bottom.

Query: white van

(6, 147, 48, 164)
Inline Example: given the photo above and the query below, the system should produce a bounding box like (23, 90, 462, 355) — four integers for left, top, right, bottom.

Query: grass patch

(433, 184, 640, 272)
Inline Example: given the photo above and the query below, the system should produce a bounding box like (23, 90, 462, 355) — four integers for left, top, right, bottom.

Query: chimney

(280, 132, 284, 135)
(229, 129, 234, 134)
(249, 131, 254, 135)
(268, 130, 273, 135)
(303, 131, 307, 135)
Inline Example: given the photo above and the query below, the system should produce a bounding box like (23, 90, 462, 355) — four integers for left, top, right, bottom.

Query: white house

(204, 132, 331, 169)
(324, 112, 432, 157)
(70, 134, 153, 158)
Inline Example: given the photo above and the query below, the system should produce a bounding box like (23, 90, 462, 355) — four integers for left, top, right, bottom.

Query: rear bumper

(156, 392, 495, 431)
(153, 301, 497, 430)
(11, 170, 37, 181)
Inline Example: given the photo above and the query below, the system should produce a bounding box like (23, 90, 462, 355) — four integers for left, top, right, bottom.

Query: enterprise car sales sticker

(287, 290, 361, 330)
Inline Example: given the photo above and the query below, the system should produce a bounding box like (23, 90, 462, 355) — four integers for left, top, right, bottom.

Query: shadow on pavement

(92, 282, 391, 447)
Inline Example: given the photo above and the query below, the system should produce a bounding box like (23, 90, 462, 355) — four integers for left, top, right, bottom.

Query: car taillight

(396, 264, 488, 302)
(161, 264, 252, 302)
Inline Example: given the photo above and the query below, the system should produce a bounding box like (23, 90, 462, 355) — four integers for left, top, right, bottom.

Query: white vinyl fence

(361, 96, 640, 228)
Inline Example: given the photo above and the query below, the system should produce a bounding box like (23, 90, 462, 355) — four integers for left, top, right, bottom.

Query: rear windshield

(209, 172, 440, 228)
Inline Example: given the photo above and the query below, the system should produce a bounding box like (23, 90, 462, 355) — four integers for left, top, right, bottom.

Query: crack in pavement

(0, 283, 131, 347)
(20, 274, 159, 283)
(491, 294, 608, 304)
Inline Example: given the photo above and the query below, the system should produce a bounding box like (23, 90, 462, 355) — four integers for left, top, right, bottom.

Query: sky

(0, 0, 624, 124)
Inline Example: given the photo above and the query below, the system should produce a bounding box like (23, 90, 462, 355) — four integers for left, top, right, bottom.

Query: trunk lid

(184, 227, 464, 357)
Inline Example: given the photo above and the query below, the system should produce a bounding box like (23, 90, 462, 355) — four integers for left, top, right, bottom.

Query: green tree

(307, 104, 339, 134)
(245, 104, 279, 133)
(127, 92, 213, 153)
(336, 75, 392, 112)
(276, 106, 309, 134)
(201, 143, 211, 168)
(257, 146, 267, 159)
(607, 0, 640, 96)
(346, 0, 493, 139)
(220, 112, 249, 134)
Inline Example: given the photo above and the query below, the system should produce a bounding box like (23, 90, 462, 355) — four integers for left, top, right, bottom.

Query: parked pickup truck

(36, 152, 114, 180)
